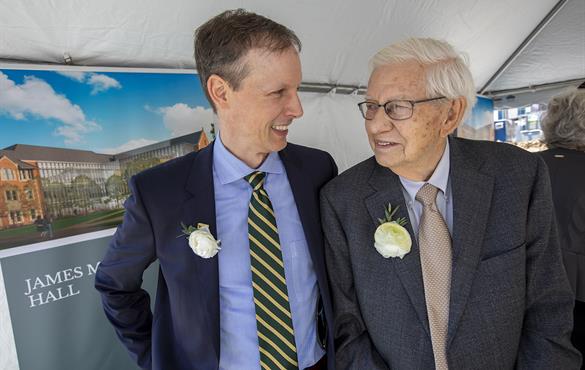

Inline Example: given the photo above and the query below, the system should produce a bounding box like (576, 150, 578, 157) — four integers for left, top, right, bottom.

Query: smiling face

(216, 47, 303, 168)
(365, 61, 456, 181)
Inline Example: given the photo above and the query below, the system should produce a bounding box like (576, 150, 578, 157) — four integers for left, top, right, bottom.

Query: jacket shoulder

(452, 137, 541, 175)
(132, 150, 199, 189)
(284, 142, 334, 162)
(283, 142, 338, 180)
(454, 137, 533, 159)
(322, 156, 377, 198)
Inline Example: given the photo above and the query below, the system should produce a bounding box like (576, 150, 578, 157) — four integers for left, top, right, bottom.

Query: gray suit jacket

(321, 137, 581, 369)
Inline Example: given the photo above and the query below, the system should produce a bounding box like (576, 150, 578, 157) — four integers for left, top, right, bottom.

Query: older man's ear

(440, 96, 466, 137)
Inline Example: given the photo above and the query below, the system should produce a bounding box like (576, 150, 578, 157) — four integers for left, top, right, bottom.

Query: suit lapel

(361, 139, 495, 346)
(364, 163, 431, 336)
(279, 147, 327, 285)
(181, 143, 220, 362)
(446, 138, 494, 346)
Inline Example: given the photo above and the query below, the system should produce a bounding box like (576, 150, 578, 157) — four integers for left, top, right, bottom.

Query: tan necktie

(416, 183, 452, 370)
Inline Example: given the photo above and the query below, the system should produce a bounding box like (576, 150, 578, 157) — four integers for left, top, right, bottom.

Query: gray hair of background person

(542, 89, 585, 151)
(193, 9, 301, 112)
(369, 37, 477, 120)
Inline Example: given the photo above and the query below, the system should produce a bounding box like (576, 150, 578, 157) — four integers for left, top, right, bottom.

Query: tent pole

(298, 82, 366, 95)
(486, 77, 585, 97)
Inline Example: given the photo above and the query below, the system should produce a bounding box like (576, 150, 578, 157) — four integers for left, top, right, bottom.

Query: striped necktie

(245, 171, 299, 370)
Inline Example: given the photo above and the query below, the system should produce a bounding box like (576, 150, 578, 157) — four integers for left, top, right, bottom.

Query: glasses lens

(385, 101, 413, 120)
(360, 102, 379, 119)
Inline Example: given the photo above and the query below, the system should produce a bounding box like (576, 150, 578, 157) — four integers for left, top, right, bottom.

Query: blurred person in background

(540, 88, 585, 366)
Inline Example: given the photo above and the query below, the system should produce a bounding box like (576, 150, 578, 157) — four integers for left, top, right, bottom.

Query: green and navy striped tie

(245, 171, 299, 370)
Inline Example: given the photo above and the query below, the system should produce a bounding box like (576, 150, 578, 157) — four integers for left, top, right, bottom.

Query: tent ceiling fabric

(485, 0, 585, 92)
(0, 0, 582, 93)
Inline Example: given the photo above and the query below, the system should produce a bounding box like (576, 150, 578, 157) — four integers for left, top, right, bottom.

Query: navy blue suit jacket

(95, 142, 338, 370)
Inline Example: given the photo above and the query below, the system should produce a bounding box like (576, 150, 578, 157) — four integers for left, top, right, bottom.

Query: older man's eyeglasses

(357, 97, 446, 120)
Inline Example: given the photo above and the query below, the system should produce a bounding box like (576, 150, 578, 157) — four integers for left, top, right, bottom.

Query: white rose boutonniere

(179, 222, 221, 259)
(374, 204, 412, 259)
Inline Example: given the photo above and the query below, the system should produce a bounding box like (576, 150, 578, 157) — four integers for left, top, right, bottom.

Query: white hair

(542, 88, 585, 151)
(369, 38, 477, 119)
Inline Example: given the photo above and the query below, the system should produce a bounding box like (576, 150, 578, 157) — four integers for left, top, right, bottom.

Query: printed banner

(1, 67, 213, 250)
(458, 96, 495, 140)
(0, 66, 213, 369)
(1, 233, 158, 370)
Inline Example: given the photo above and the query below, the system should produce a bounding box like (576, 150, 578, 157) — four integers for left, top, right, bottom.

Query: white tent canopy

(1, 0, 583, 92)
(1, 0, 584, 168)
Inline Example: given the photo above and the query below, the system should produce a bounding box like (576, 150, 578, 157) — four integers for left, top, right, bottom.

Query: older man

(321, 38, 581, 369)
(96, 9, 336, 370)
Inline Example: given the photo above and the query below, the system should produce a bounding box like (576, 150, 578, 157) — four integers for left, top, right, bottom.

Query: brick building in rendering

(0, 130, 208, 229)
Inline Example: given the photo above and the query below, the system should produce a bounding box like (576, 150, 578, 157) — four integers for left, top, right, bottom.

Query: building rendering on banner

(0, 130, 209, 230)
